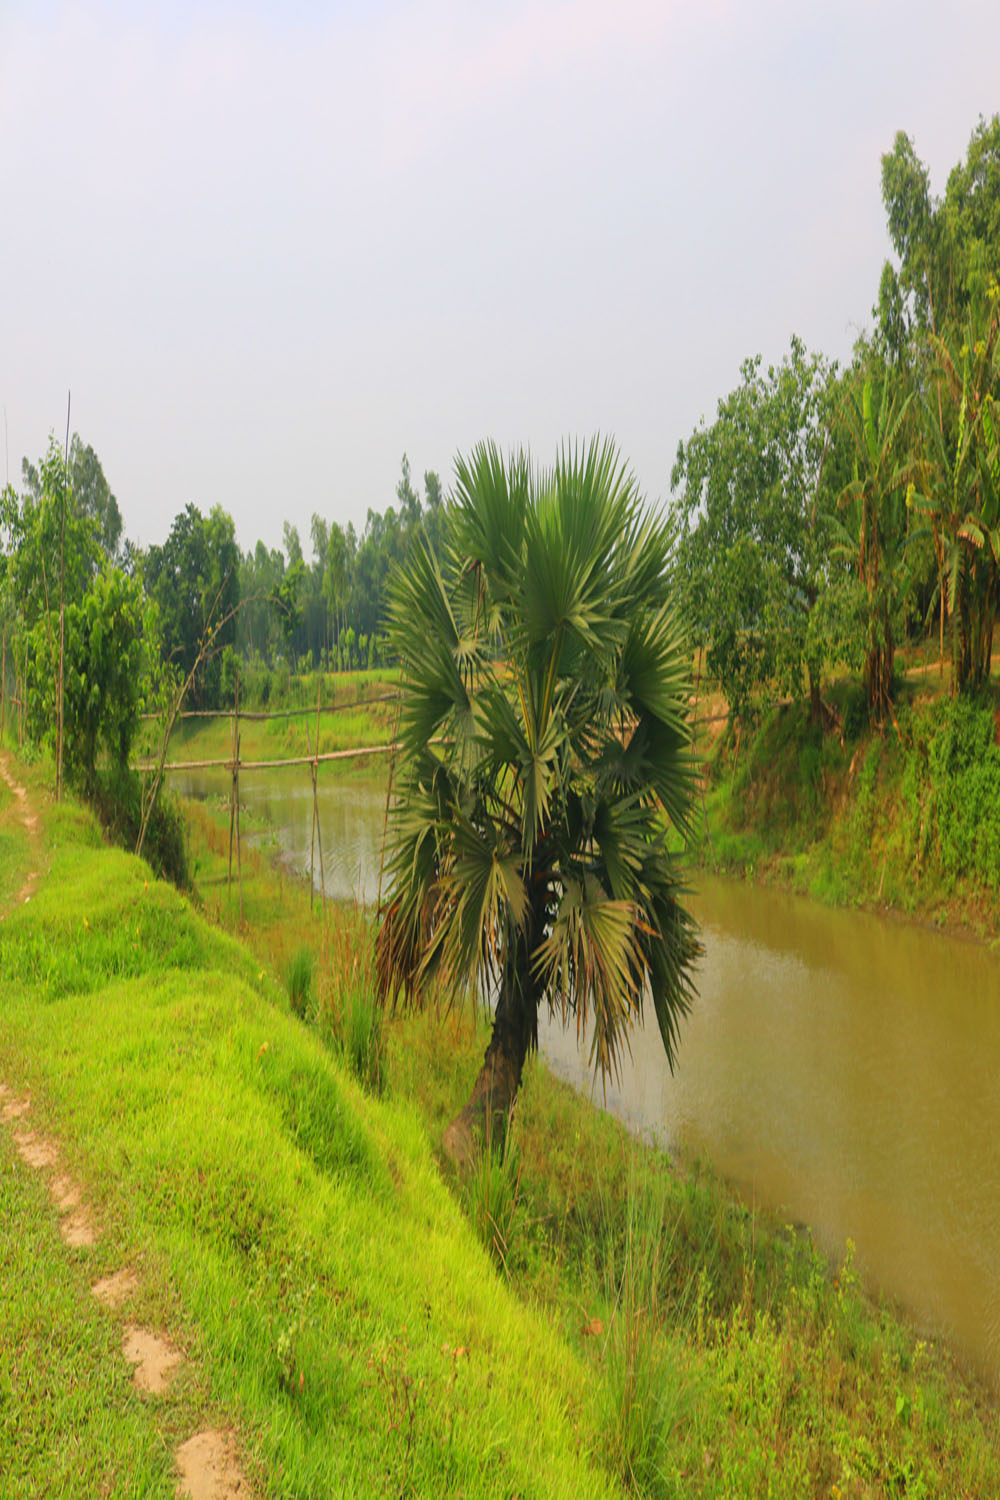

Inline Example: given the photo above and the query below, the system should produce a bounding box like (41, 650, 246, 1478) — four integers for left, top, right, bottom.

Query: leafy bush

(92, 765, 188, 888)
(928, 695, 1000, 884)
(26, 566, 153, 790)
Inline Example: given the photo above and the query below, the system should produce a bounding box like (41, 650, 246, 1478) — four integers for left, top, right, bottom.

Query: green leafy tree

(26, 566, 152, 790)
(672, 338, 844, 721)
(275, 556, 306, 670)
(145, 503, 240, 707)
(12, 437, 101, 633)
(880, 115, 1000, 348)
(376, 439, 700, 1165)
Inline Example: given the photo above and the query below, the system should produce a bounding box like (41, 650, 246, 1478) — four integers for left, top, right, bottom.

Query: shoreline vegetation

(4, 696, 1000, 1496)
(686, 647, 1000, 950)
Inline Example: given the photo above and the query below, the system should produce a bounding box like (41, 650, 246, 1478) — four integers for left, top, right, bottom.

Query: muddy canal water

(174, 765, 1000, 1388)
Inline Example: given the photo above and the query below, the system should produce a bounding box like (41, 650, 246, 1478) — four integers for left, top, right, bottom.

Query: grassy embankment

(4, 670, 1000, 1497)
(164, 712, 1000, 1491)
(0, 751, 619, 1499)
(687, 653, 1000, 942)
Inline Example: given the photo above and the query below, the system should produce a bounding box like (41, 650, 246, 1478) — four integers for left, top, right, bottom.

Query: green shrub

(928, 696, 1000, 885)
(92, 765, 188, 888)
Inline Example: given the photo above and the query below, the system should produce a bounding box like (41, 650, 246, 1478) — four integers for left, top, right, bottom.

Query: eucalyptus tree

(879, 115, 1000, 353)
(376, 438, 700, 1165)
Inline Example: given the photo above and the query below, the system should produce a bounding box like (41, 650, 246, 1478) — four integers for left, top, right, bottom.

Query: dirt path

(0, 749, 43, 912)
(0, 755, 254, 1498)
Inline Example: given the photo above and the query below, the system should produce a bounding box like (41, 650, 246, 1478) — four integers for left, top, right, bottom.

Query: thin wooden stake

(376, 677, 403, 915)
(314, 675, 325, 910)
(307, 717, 316, 912)
(227, 694, 236, 896)
(235, 672, 243, 922)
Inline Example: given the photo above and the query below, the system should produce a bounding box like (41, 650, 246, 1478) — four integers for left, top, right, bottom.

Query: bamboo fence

(135, 682, 401, 912)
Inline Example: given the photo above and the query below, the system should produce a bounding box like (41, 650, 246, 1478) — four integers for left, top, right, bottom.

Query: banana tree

(837, 366, 917, 718)
(912, 291, 1000, 691)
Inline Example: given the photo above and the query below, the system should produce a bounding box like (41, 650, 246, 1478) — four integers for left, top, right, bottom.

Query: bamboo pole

(235, 672, 243, 922)
(136, 743, 398, 773)
(1, 624, 6, 744)
(227, 693, 236, 896)
(138, 692, 400, 723)
(314, 676, 325, 909)
(376, 681, 402, 914)
(307, 717, 317, 912)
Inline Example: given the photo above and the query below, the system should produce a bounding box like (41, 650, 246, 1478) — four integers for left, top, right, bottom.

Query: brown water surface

(174, 764, 1000, 1387)
(541, 875, 1000, 1388)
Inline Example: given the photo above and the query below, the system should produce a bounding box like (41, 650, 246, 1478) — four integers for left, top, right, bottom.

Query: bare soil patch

(0, 1087, 31, 1122)
(176, 1430, 249, 1500)
(61, 1207, 97, 1247)
(123, 1325, 183, 1394)
(92, 1267, 139, 1308)
(50, 1172, 82, 1211)
(12, 1127, 59, 1170)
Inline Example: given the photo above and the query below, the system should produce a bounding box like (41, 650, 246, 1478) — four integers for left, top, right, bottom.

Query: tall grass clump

(310, 912, 386, 1094)
(286, 944, 314, 1018)
(595, 1173, 696, 1496)
(343, 990, 386, 1096)
(464, 1112, 522, 1277)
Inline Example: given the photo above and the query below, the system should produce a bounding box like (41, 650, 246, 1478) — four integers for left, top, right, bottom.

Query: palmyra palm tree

(375, 438, 700, 1166)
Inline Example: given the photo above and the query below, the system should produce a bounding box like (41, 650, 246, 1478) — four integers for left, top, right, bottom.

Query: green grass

(0, 1129, 181, 1499)
(0, 768, 620, 1498)
(5, 749, 1000, 1497)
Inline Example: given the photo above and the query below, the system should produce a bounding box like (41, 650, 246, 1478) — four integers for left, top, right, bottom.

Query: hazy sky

(3, 0, 998, 559)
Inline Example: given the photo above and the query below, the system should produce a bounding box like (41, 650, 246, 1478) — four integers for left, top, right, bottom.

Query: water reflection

(171, 766, 388, 904)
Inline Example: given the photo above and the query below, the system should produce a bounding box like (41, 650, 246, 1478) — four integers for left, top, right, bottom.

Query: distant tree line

(0, 436, 449, 850)
(236, 455, 446, 680)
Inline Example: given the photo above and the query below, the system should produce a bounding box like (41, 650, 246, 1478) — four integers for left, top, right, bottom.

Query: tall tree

(145, 503, 240, 707)
(835, 360, 917, 719)
(911, 284, 1000, 692)
(672, 338, 844, 720)
(880, 115, 1000, 348)
(376, 439, 699, 1165)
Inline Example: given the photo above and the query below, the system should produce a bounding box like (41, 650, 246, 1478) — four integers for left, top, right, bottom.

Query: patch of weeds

(595, 1172, 698, 1496)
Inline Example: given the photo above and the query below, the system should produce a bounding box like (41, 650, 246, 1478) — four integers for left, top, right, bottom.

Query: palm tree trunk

(442, 946, 538, 1171)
